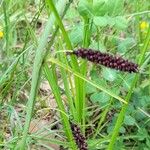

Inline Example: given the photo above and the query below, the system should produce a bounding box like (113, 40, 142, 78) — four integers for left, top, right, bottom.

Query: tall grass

(0, 0, 150, 150)
(16, 0, 77, 149)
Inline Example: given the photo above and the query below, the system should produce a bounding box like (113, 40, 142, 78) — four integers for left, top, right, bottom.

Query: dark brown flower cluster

(70, 122, 88, 150)
(67, 48, 139, 73)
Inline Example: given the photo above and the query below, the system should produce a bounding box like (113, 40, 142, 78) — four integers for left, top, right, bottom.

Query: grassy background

(0, 0, 150, 150)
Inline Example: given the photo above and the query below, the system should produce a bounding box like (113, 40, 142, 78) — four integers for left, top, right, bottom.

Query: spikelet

(67, 48, 139, 73)
(70, 122, 88, 150)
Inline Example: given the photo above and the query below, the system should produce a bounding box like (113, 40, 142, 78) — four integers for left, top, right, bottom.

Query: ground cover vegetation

(0, 0, 150, 149)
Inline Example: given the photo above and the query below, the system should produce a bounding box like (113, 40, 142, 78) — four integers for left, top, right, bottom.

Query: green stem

(43, 64, 77, 150)
(48, 58, 126, 104)
(81, 17, 91, 133)
(57, 39, 76, 117)
(47, 0, 82, 124)
(93, 99, 112, 138)
(3, 1, 10, 57)
(134, 1, 142, 46)
(47, 0, 72, 48)
(45, 0, 77, 149)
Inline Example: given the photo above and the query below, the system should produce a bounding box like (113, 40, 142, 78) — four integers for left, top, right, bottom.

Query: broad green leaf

(120, 74, 135, 90)
(86, 83, 97, 94)
(90, 69, 100, 80)
(94, 16, 127, 29)
(89, 40, 106, 52)
(114, 140, 125, 150)
(93, 16, 108, 27)
(146, 139, 150, 148)
(137, 128, 148, 141)
(69, 23, 83, 45)
(107, 123, 125, 134)
(119, 126, 126, 133)
(88, 138, 110, 149)
(78, 0, 93, 18)
(114, 16, 128, 29)
(107, 125, 125, 134)
(90, 69, 108, 87)
(107, 0, 124, 15)
(93, 0, 107, 16)
(124, 115, 136, 126)
(93, 0, 124, 16)
(118, 38, 135, 53)
(107, 124, 114, 134)
(106, 16, 116, 26)
(110, 87, 120, 96)
(65, 7, 78, 19)
(90, 92, 110, 103)
(102, 68, 117, 81)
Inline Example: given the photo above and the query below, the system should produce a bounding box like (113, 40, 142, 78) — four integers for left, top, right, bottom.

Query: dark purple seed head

(70, 122, 88, 150)
(67, 48, 139, 73)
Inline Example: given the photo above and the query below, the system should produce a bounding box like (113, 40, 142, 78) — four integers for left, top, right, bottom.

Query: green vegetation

(0, 0, 150, 150)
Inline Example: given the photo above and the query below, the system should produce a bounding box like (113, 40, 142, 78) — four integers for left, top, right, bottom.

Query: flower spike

(67, 48, 139, 73)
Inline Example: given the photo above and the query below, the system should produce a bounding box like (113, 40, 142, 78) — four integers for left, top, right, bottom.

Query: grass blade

(48, 57, 127, 104)
(16, 1, 70, 149)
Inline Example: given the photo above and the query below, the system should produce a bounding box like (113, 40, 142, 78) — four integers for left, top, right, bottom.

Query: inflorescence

(70, 122, 88, 150)
(67, 48, 139, 73)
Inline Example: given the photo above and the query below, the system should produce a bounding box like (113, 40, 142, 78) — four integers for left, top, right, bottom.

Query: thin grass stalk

(0, 47, 29, 94)
(94, 76, 127, 138)
(56, 39, 76, 117)
(16, 1, 70, 149)
(48, 58, 126, 104)
(3, 0, 10, 57)
(46, 2, 77, 120)
(43, 64, 77, 150)
(23, 2, 44, 42)
(81, 17, 91, 133)
(23, 15, 38, 45)
(90, 134, 143, 149)
(58, 59, 76, 117)
(93, 100, 112, 138)
(30, 135, 69, 146)
(1, 65, 17, 101)
(134, 1, 142, 44)
(46, 1, 76, 120)
(47, 0, 78, 122)
(20, 3, 45, 64)
(47, 0, 79, 70)
(47, 0, 83, 124)
(107, 27, 150, 150)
